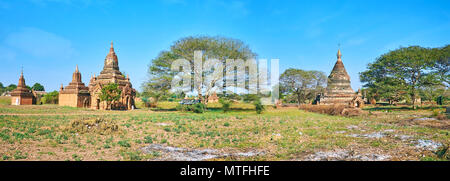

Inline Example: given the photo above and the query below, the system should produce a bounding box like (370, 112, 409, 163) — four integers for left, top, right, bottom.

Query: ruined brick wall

(11, 96, 33, 105)
(59, 93, 79, 107)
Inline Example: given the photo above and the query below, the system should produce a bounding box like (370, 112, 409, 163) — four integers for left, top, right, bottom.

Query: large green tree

(143, 36, 257, 103)
(99, 83, 122, 110)
(431, 45, 450, 85)
(360, 45, 448, 108)
(279, 68, 326, 105)
(31, 83, 45, 91)
(5, 84, 17, 92)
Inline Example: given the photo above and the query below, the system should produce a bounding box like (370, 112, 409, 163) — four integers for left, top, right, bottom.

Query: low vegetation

(299, 105, 365, 116)
(0, 103, 448, 161)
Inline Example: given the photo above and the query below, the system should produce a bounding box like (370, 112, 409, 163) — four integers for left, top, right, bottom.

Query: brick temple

(59, 65, 91, 108)
(10, 70, 35, 105)
(59, 42, 136, 110)
(318, 49, 364, 107)
(88, 42, 136, 110)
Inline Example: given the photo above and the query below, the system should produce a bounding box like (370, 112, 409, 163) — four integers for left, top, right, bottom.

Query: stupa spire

(337, 44, 342, 61)
(110, 41, 114, 53)
(18, 67, 25, 88)
(103, 41, 119, 71)
(72, 65, 82, 83)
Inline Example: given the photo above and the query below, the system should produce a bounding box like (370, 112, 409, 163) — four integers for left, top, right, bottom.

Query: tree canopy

(280, 68, 326, 104)
(143, 35, 257, 103)
(99, 83, 122, 110)
(360, 45, 449, 106)
(31, 83, 45, 91)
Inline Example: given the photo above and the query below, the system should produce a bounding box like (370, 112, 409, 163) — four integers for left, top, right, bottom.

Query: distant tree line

(0, 83, 17, 95)
(0, 82, 45, 95)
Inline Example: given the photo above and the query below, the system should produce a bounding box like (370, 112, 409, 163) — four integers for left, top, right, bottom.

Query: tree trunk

(296, 94, 302, 106)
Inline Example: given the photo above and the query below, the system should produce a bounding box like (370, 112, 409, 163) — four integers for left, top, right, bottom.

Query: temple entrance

(96, 99, 100, 109)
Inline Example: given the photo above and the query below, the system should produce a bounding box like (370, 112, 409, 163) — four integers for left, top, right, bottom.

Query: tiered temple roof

(89, 42, 132, 88)
(60, 65, 89, 94)
(88, 42, 136, 110)
(320, 49, 358, 105)
(10, 70, 33, 97)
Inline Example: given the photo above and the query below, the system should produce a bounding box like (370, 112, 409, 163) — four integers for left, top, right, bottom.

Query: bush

(176, 104, 190, 112)
(219, 98, 232, 113)
(254, 100, 265, 114)
(176, 103, 206, 113)
(144, 136, 153, 144)
(42, 91, 59, 104)
(192, 103, 206, 113)
(118, 140, 131, 147)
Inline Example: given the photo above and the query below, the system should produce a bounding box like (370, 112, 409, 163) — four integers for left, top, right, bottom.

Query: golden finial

(337, 43, 342, 60)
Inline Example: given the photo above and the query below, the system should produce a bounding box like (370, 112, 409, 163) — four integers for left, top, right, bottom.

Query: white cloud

(4, 27, 76, 60)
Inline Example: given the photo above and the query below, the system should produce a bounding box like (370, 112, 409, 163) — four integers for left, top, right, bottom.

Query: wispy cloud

(3, 27, 76, 61)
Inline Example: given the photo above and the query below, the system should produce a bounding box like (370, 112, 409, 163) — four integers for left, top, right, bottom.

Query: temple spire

(110, 41, 114, 53)
(337, 45, 342, 62)
(72, 65, 82, 83)
(103, 41, 120, 71)
(18, 67, 25, 88)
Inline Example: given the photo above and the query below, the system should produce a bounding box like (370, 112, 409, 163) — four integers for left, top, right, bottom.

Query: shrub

(176, 103, 205, 113)
(176, 104, 191, 112)
(125, 151, 142, 161)
(254, 100, 265, 114)
(42, 91, 59, 104)
(192, 103, 206, 113)
(118, 140, 131, 147)
(144, 136, 153, 144)
(14, 151, 27, 160)
(219, 98, 232, 113)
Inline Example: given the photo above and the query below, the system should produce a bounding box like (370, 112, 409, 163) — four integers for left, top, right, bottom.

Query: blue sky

(0, 0, 449, 92)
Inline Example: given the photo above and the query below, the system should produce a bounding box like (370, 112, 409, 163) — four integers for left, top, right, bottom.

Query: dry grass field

(0, 101, 448, 161)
